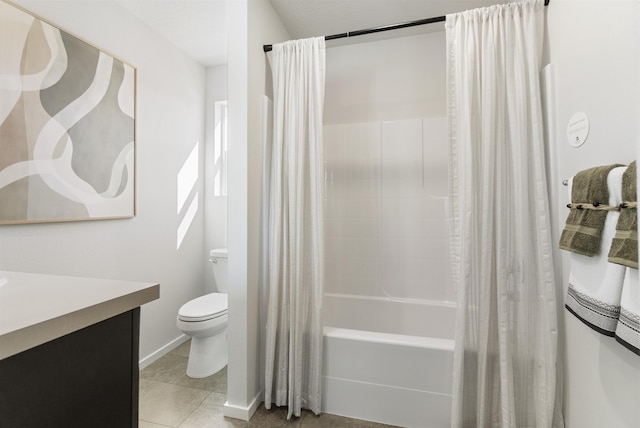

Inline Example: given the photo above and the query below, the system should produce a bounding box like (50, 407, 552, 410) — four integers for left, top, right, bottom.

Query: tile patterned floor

(139, 340, 398, 428)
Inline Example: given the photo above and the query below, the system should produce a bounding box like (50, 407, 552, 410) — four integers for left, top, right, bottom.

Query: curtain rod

(263, 0, 550, 53)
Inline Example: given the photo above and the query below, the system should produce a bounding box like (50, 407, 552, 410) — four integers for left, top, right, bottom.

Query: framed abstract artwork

(0, 0, 136, 225)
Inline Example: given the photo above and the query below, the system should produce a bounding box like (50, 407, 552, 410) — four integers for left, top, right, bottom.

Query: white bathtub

(322, 294, 456, 427)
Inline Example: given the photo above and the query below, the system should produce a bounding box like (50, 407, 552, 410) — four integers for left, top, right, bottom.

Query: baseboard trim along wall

(223, 391, 263, 421)
(138, 334, 190, 369)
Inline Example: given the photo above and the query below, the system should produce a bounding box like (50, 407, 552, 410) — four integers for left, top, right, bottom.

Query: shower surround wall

(323, 118, 455, 427)
(322, 32, 453, 427)
(323, 30, 449, 302)
(324, 118, 451, 303)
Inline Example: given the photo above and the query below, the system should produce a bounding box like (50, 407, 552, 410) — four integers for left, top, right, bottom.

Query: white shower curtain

(446, 1, 563, 427)
(264, 37, 326, 419)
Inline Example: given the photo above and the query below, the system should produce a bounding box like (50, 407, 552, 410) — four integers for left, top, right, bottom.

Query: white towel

(616, 269, 640, 355)
(565, 166, 627, 335)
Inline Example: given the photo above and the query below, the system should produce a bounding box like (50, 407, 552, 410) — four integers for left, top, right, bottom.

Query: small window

(213, 100, 228, 197)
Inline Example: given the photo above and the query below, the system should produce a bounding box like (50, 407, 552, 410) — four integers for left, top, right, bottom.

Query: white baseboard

(223, 391, 263, 421)
(138, 334, 189, 369)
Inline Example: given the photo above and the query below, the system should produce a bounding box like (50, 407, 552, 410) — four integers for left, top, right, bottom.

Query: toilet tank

(210, 248, 228, 292)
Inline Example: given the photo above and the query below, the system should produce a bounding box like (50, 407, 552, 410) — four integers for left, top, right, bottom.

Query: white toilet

(176, 248, 228, 378)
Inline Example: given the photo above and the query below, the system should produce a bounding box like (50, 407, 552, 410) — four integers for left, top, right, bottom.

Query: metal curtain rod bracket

(263, 0, 550, 53)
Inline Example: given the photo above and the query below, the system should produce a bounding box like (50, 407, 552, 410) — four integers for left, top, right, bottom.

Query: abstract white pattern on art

(0, 1, 135, 224)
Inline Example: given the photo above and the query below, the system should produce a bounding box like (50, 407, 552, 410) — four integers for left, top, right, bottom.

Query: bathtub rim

(324, 292, 457, 340)
(323, 326, 454, 351)
(324, 292, 457, 308)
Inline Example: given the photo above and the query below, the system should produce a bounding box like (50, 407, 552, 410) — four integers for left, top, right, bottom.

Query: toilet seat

(178, 292, 228, 322)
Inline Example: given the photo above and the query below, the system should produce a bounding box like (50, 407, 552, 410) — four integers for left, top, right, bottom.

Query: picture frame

(0, 0, 136, 225)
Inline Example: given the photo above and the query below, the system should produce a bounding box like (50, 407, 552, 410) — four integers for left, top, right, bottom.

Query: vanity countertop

(0, 270, 159, 360)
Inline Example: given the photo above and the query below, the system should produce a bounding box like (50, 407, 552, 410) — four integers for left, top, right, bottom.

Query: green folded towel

(559, 164, 623, 256)
(608, 161, 637, 268)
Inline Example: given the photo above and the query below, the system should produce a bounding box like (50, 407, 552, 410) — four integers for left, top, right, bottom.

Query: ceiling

(117, 0, 505, 67)
(116, 0, 227, 67)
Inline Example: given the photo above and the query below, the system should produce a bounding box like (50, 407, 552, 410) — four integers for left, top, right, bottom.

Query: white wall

(0, 0, 208, 363)
(225, 0, 289, 420)
(546, 1, 640, 426)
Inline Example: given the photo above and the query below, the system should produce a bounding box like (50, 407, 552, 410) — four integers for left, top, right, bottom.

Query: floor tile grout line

(138, 377, 217, 426)
(141, 377, 218, 399)
(175, 390, 211, 428)
(140, 420, 174, 428)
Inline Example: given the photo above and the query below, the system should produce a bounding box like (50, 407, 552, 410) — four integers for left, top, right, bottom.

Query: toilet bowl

(176, 248, 228, 378)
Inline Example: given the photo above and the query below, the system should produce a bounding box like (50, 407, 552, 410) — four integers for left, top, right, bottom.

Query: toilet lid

(178, 292, 228, 322)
